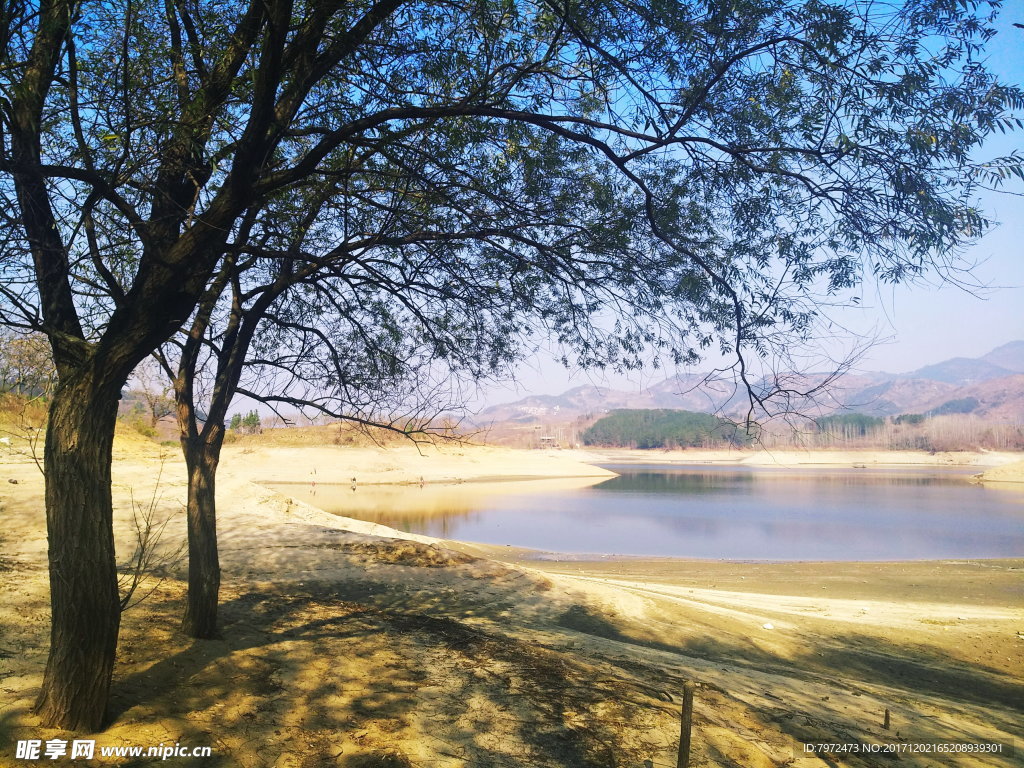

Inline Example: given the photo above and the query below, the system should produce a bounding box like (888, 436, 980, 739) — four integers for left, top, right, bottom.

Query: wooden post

(883, 708, 890, 730)
(677, 681, 696, 768)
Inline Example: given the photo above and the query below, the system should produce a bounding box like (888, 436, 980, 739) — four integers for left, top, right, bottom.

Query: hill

(904, 357, 1014, 385)
(980, 340, 1024, 373)
(580, 409, 751, 449)
(477, 341, 1024, 430)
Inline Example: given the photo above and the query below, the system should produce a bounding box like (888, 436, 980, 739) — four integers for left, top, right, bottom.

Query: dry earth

(977, 460, 1024, 484)
(1, 436, 1022, 767)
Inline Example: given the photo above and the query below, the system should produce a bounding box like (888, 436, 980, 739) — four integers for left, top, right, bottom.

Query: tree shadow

(9, 513, 1021, 768)
(202, 525, 1024, 765)
(107, 575, 676, 767)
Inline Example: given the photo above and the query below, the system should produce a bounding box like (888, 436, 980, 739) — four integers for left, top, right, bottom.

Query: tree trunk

(180, 433, 223, 639)
(34, 375, 121, 732)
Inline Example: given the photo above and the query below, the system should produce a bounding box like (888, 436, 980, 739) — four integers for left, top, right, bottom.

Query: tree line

(577, 408, 1024, 452)
(766, 411, 1024, 451)
(581, 409, 752, 449)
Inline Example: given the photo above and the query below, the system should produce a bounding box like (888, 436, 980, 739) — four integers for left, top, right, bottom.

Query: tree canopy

(0, 0, 1021, 731)
(3, 0, 1020, 390)
(0, 330, 54, 396)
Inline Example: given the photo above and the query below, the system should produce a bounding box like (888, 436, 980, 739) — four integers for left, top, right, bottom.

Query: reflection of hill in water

(262, 476, 606, 538)
(595, 472, 750, 494)
(594, 467, 967, 494)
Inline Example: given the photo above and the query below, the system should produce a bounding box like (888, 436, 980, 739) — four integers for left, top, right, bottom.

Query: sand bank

(229, 442, 616, 486)
(977, 458, 1024, 484)
(2, 439, 1022, 767)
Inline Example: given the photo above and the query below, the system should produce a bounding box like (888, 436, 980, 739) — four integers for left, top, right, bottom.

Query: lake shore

(2, 438, 1022, 766)
(977, 458, 1024, 483)
(584, 446, 1024, 470)
(225, 440, 618, 486)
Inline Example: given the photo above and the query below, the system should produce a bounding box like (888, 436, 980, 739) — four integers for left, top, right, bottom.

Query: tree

(161, 253, 461, 637)
(0, 330, 54, 473)
(0, 0, 1020, 731)
(0, 330, 54, 396)
(815, 412, 884, 440)
(160, 185, 533, 638)
(129, 358, 175, 428)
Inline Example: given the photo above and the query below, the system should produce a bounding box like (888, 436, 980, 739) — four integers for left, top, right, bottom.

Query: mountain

(476, 385, 645, 424)
(980, 341, 1024, 373)
(904, 357, 1014, 386)
(837, 377, 960, 417)
(477, 341, 1024, 425)
(930, 374, 1024, 420)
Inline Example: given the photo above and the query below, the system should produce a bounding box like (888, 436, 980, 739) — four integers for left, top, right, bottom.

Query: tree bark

(180, 430, 223, 639)
(34, 374, 122, 732)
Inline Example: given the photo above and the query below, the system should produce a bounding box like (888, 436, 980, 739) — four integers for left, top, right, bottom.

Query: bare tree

(128, 357, 174, 428)
(0, 330, 54, 396)
(0, 330, 54, 473)
(117, 461, 186, 612)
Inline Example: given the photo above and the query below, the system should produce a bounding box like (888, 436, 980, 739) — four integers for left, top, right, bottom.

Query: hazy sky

(479, 15, 1024, 407)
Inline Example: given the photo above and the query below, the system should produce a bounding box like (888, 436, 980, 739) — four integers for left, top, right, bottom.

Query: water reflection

(594, 464, 967, 493)
(595, 470, 754, 494)
(264, 476, 607, 538)
(263, 465, 1024, 560)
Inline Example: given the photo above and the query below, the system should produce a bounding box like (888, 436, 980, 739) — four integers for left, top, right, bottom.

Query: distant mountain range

(479, 340, 1024, 425)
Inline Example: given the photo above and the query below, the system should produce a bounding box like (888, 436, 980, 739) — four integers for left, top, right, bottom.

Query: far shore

(581, 446, 1024, 470)
(219, 438, 1024, 490)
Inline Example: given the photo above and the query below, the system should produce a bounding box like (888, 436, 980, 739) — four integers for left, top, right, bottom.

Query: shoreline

(230, 441, 1024, 493)
(265, 472, 614, 487)
(485, 547, 1024, 565)
(582, 446, 1024, 470)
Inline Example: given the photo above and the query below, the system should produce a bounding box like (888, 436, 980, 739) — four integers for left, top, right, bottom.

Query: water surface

(264, 464, 1024, 560)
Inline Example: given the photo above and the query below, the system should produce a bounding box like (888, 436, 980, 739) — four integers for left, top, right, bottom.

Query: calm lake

(264, 464, 1024, 561)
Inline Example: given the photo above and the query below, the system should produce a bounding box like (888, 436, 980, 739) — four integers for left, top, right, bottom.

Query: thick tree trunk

(34, 376, 121, 732)
(180, 433, 223, 639)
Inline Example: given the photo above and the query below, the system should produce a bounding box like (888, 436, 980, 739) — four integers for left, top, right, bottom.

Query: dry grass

(225, 422, 445, 450)
(328, 540, 480, 568)
(0, 392, 48, 428)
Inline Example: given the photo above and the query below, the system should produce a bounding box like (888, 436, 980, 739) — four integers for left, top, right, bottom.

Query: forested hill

(581, 409, 751, 449)
(479, 340, 1024, 426)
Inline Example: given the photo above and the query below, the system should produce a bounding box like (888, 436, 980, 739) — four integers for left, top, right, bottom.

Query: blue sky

(479, 13, 1024, 407)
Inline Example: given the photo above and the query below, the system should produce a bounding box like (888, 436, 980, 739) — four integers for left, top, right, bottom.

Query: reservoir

(264, 464, 1024, 560)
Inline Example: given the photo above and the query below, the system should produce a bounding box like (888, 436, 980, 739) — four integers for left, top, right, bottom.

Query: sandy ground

(978, 459, 1024, 484)
(1, 437, 1022, 767)
(589, 447, 1024, 469)
(235, 441, 617, 487)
